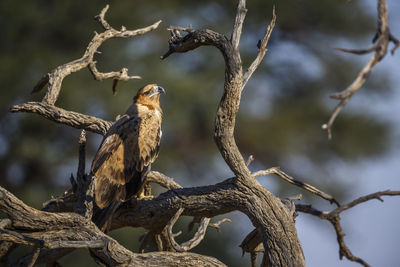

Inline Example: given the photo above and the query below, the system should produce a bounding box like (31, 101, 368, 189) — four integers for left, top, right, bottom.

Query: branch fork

(323, 0, 399, 139)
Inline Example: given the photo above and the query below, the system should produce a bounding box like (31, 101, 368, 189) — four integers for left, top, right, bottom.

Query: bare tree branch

(94, 5, 112, 30)
(209, 218, 231, 232)
(242, 6, 276, 91)
(322, 0, 399, 139)
(296, 190, 400, 267)
(30, 5, 160, 104)
(253, 166, 340, 206)
(231, 0, 247, 51)
(10, 101, 112, 135)
(27, 247, 41, 267)
(331, 190, 400, 215)
(146, 171, 183, 190)
(166, 208, 230, 253)
(0, 186, 226, 267)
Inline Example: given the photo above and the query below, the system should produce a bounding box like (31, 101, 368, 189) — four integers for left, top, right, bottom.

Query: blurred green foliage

(0, 0, 394, 266)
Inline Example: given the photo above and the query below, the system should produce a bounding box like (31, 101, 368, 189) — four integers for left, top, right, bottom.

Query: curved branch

(31, 5, 161, 104)
(160, 3, 305, 266)
(253, 167, 340, 206)
(323, 0, 399, 139)
(10, 101, 112, 135)
(166, 208, 219, 253)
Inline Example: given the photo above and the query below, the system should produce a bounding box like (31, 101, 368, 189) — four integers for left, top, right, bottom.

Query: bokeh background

(0, 0, 399, 266)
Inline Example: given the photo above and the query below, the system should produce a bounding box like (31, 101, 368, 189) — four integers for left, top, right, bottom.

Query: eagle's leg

(136, 164, 154, 200)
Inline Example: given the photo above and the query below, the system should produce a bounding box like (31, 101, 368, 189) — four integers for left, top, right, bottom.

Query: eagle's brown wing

(91, 109, 161, 210)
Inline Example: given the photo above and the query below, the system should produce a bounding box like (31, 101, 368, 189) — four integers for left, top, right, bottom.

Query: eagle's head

(134, 84, 165, 107)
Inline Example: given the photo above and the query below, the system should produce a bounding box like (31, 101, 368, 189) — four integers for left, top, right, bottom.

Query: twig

(323, 0, 399, 139)
(297, 190, 400, 267)
(73, 130, 95, 218)
(167, 208, 229, 252)
(253, 166, 340, 206)
(241, 6, 276, 92)
(331, 190, 400, 215)
(146, 171, 183, 190)
(166, 208, 187, 252)
(245, 155, 254, 166)
(27, 247, 41, 267)
(209, 218, 231, 232)
(231, 0, 247, 51)
(87, 63, 141, 95)
(334, 44, 379, 55)
(167, 208, 211, 252)
(94, 5, 112, 30)
(389, 33, 399, 55)
(166, 26, 193, 33)
(77, 130, 86, 182)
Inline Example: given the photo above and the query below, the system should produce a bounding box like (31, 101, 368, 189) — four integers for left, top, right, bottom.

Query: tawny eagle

(91, 84, 165, 231)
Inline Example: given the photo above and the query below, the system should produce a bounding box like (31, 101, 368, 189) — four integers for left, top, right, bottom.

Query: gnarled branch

(0, 185, 226, 267)
(161, 5, 306, 264)
(322, 0, 399, 139)
(10, 101, 112, 135)
(297, 190, 400, 267)
(32, 5, 160, 104)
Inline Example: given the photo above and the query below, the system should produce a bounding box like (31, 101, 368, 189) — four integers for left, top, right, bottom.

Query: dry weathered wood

(10, 101, 112, 135)
(242, 6, 276, 91)
(322, 0, 399, 139)
(296, 190, 400, 267)
(231, 0, 247, 52)
(161, 3, 305, 265)
(30, 5, 160, 104)
(146, 171, 183, 190)
(166, 208, 220, 253)
(240, 229, 264, 267)
(253, 166, 340, 206)
(0, 186, 226, 267)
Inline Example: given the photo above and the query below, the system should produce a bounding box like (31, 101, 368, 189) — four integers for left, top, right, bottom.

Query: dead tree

(1, 1, 399, 267)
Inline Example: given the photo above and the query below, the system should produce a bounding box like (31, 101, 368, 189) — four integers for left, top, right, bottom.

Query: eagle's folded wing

(91, 116, 141, 209)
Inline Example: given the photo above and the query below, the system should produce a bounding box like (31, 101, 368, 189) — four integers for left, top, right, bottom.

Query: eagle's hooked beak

(157, 86, 165, 94)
